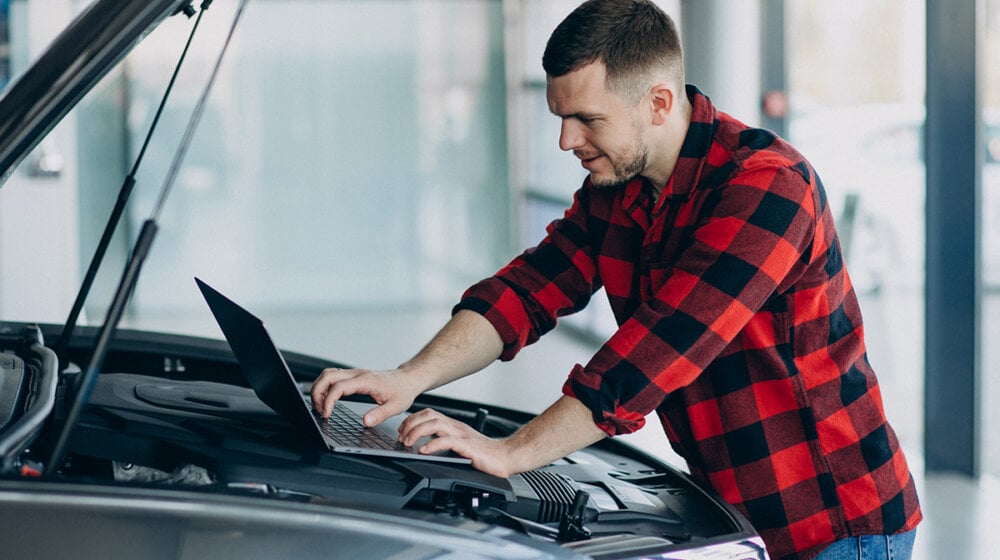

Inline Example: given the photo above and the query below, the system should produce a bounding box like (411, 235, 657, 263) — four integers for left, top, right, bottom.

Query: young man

(311, 1, 921, 558)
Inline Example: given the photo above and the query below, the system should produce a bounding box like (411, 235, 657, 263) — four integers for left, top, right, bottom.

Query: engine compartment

(0, 323, 761, 559)
(68, 372, 731, 543)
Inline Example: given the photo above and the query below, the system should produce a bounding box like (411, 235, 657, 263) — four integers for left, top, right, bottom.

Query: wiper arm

(54, 1, 203, 367)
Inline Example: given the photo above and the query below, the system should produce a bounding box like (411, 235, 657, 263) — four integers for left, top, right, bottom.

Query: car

(0, 1, 768, 558)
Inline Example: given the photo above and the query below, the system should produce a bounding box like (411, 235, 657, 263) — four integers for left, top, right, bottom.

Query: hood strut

(45, 0, 249, 478)
(54, 1, 202, 366)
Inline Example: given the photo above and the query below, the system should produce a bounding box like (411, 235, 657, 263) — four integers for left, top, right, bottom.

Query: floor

(914, 472, 1000, 559)
(132, 295, 999, 560)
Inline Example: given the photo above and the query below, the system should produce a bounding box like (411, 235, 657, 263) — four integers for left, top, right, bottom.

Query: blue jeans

(813, 529, 917, 560)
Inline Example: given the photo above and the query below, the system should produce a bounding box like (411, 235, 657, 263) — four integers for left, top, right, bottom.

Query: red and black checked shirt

(454, 86, 921, 560)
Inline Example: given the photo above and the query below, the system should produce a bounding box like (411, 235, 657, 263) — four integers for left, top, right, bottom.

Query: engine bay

(0, 323, 758, 559)
(71, 373, 733, 545)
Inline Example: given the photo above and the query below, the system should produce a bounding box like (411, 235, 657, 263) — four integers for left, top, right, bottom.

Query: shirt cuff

(562, 366, 646, 436)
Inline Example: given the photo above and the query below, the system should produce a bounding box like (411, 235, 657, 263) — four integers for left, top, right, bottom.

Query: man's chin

(588, 172, 635, 190)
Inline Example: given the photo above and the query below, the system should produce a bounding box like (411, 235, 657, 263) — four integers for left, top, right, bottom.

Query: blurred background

(0, 1, 997, 557)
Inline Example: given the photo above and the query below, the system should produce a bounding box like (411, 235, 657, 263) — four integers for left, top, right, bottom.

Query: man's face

(546, 61, 649, 189)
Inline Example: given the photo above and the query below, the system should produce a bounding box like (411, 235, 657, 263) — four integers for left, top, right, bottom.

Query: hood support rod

(54, 2, 206, 366)
(45, 0, 248, 478)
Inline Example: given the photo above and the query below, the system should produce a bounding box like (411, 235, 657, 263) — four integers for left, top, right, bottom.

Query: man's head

(543, 0, 688, 190)
(542, 0, 684, 104)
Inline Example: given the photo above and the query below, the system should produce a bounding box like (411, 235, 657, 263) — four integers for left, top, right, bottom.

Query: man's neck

(646, 97, 692, 199)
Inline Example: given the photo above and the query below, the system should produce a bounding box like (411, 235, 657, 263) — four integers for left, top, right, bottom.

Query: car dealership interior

(0, 0, 996, 557)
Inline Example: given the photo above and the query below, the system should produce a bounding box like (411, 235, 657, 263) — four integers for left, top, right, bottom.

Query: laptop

(195, 277, 471, 464)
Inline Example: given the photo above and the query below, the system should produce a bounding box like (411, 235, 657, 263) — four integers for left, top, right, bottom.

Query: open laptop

(195, 277, 471, 464)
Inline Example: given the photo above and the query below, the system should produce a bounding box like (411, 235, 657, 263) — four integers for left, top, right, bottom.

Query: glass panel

(785, 1, 926, 459)
(0, 0, 9, 90)
(524, 86, 588, 201)
(72, 1, 510, 361)
(982, 0, 1000, 479)
(517, 0, 586, 203)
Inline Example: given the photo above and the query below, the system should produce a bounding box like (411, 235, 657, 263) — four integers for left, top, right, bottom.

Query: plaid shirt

(455, 86, 921, 559)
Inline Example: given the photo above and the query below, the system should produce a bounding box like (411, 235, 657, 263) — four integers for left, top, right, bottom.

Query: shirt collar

(622, 85, 717, 208)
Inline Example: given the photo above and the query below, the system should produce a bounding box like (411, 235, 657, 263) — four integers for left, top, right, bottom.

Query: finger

(310, 371, 330, 411)
(396, 408, 445, 439)
(400, 413, 469, 447)
(415, 432, 482, 460)
(417, 435, 510, 478)
(315, 372, 370, 417)
(361, 400, 409, 428)
(311, 369, 342, 414)
(310, 367, 355, 408)
(320, 377, 374, 417)
(414, 434, 457, 456)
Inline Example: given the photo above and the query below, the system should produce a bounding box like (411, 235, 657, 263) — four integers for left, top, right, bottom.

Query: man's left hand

(398, 408, 515, 478)
(398, 395, 607, 479)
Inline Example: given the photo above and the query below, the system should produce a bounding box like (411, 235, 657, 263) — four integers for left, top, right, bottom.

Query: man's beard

(589, 135, 648, 190)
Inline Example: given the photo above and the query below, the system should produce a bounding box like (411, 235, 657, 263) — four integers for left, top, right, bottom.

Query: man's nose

(558, 119, 584, 152)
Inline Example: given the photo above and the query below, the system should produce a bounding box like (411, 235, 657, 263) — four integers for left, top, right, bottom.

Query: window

(77, 1, 512, 367)
(982, 0, 1000, 479)
(785, 0, 926, 460)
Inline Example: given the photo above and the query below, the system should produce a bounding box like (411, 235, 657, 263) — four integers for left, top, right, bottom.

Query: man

(311, 1, 921, 558)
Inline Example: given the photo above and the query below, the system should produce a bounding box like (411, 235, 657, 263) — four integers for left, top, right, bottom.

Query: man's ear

(649, 83, 674, 126)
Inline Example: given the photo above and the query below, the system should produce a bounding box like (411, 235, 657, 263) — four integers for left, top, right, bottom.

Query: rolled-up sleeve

(453, 189, 602, 361)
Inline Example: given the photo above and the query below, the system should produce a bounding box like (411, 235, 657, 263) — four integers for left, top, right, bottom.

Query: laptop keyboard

(318, 405, 402, 450)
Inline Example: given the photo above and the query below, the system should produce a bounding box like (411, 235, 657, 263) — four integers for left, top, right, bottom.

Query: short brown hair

(542, 0, 684, 103)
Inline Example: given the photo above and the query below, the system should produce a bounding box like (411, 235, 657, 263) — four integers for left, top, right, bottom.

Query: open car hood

(0, 0, 191, 188)
(0, 2, 770, 557)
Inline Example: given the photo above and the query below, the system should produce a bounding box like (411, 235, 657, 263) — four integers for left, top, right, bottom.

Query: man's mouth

(576, 152, 604, 170)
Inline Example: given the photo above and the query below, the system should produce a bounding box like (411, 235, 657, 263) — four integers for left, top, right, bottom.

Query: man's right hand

(310, 310, 505, 429)
(310, 367, 426, 428)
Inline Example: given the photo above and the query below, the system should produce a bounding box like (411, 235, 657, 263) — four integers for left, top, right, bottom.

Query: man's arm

(312, 309, 607, 475)
(399, 394, 607, 478)
(311, 309, 503, 427)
